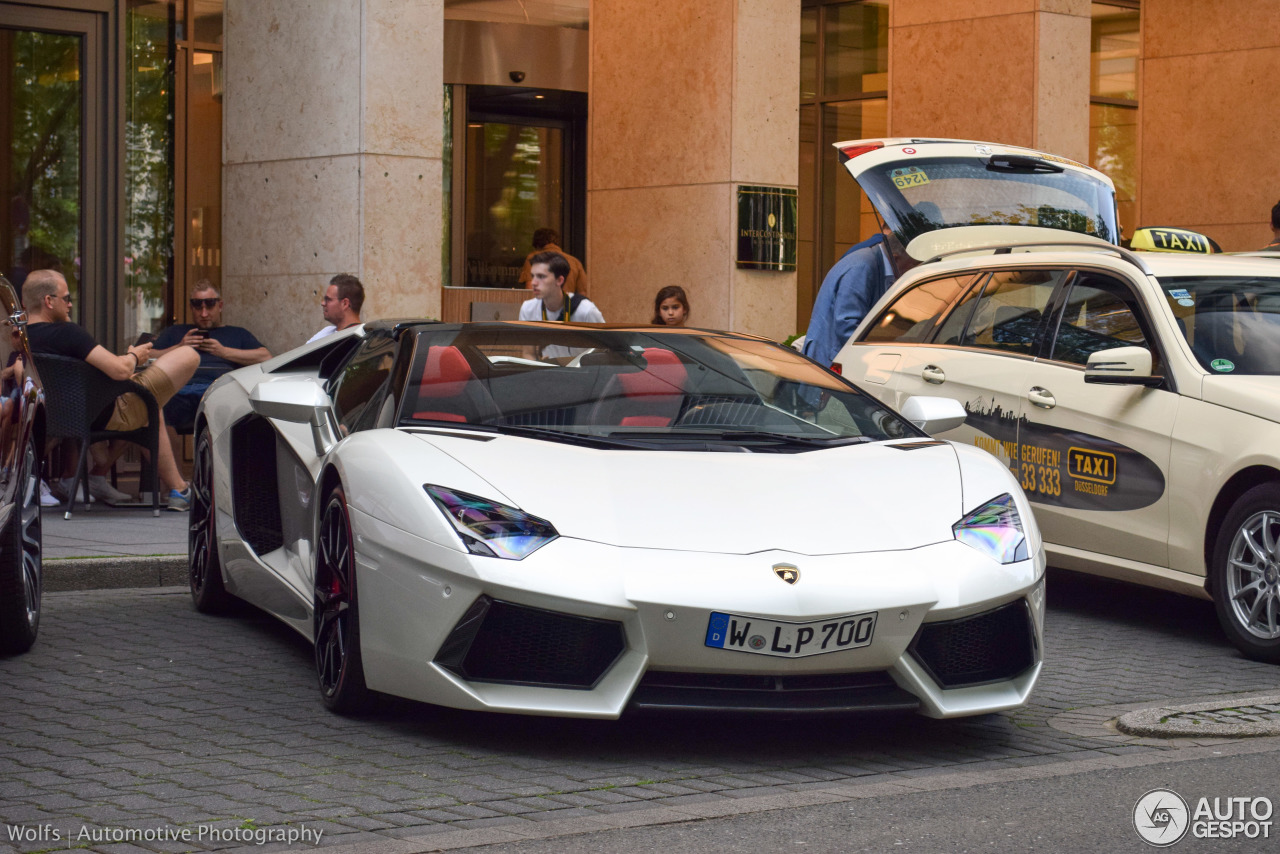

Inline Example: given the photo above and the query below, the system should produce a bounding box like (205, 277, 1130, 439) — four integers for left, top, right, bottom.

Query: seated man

(152, 279, 271, 461)
(307, 273, 364, 342)
(23, 269, 199, 510)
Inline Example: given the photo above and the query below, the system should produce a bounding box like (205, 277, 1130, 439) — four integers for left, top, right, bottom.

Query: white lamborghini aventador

(188, 321, 1045, 719)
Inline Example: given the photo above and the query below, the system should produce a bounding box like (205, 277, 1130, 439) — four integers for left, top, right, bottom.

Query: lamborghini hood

(419, 433, 963, 556)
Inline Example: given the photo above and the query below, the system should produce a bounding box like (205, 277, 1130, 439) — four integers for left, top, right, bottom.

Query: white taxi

(827, 138, 1280, 663)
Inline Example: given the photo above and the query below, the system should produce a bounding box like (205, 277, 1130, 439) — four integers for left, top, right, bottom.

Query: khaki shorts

(105, 363, 178, 432)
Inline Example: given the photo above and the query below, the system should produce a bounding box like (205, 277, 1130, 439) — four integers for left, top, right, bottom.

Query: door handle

(1028, 386, 1056, 409)
(921, 365, 945, 384)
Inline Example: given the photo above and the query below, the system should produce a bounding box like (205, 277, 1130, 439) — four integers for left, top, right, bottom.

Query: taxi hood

(835, 138, 1119, 276)
(420, 433, 963, 556)
(1201, 375, 1280, 425)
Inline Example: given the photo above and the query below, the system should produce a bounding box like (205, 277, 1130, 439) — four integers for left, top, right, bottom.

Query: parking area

(2, 569, 1279, 853)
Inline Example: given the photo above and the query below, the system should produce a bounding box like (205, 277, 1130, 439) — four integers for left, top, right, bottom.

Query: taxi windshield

(1160, 276, 1280, 375)
(856, 156, 1119, 247)
(399, 325, 920, 448)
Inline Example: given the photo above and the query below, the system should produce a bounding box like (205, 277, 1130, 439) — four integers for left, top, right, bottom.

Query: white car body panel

(189, 322, 1048, 719)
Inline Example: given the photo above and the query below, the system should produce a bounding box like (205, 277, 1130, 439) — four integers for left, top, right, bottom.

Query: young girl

(651, 285, 690, 327)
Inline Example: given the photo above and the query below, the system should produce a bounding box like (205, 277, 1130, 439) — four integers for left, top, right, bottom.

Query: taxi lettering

(1068, 447, 1116, 484)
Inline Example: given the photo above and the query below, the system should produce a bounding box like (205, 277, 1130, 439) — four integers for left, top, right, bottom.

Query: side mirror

(900, 396, 966, 435)
(249, 378, 341, 456)
(1084, 346, 1161, 386)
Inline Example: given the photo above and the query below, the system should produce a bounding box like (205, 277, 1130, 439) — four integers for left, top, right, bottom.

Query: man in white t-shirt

(518, 252, 605, 323)
(308, 274, 364, 343)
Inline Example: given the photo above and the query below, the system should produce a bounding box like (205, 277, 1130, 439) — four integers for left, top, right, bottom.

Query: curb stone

(1116, 692, 1280, 738)
(43, 555, 187, 591)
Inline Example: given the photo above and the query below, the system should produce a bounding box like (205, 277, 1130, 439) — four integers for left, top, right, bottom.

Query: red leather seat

(414, 346, 484, 422)
(612, 348, 688, 427)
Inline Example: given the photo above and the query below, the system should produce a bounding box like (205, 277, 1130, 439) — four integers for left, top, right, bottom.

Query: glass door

(0, 20, 83, 299)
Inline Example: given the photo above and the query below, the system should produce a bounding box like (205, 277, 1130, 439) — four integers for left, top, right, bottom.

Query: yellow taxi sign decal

(1130, 226, 1220, 254)
(1068, 447, 1117, 485)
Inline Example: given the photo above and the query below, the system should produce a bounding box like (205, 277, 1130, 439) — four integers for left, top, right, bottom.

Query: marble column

(588, 0, 800, 341)
(890, 0, 1091, 163)
(223, 0, 443, 354)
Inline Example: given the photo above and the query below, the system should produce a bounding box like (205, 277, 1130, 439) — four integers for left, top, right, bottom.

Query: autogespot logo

(1134, 789, 1190, 846)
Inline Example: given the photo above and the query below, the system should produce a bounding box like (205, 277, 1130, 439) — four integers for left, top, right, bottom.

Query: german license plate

(704, 611, 877, 658)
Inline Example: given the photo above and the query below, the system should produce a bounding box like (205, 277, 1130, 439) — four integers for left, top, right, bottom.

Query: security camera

(509, 71, 526, 83)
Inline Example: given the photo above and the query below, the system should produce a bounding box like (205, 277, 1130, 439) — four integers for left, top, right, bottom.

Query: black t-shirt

(153, 324, 263, 385)
(27, 321, 98, 360)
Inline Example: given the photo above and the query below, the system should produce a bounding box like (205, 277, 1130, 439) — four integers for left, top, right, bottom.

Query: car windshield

(855, 156, 1119, 247)
(398, 325, 921, 448)
(1160, 276, 1280, 375)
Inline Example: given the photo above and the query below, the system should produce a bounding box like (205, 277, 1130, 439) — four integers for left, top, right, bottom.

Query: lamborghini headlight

(425, 485, 558, 559)
(952, 493, 1028, 564)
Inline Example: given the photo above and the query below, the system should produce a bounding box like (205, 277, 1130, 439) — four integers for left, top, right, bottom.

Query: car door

(847, 268, 1062, 476)
(1017, 271, 1175, 566)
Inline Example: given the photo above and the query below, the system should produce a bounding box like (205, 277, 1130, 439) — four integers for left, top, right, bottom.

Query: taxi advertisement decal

(963, 399, 1164, 511)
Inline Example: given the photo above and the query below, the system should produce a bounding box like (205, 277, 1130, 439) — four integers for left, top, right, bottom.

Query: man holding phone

(151, 281, 271, 506)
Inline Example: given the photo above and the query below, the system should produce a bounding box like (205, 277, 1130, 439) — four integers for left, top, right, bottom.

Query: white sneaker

(87, 474, 132, 504)
(57, 477, 95, 504)
(39, 480, 60, 507)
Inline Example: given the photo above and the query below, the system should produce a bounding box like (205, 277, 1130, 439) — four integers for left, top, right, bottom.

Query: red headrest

(617, 348, 687, 397)
(419, 346, 472, 397)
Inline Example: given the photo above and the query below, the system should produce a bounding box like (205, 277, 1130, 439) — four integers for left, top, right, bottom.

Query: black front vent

(435, 597, 625, 689)
(230, 416, 283, 555)
(627, 670, 919, 715)
(909, 600, 1036, 688)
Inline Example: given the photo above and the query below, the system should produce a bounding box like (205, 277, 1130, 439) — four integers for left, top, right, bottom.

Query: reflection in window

(961, 270, 1065, 355)
(1052, 277, 1148, 366)
(1, 29, 82, 297)
(1090, 3, 1139, 239)
(863, 275, 976, 344)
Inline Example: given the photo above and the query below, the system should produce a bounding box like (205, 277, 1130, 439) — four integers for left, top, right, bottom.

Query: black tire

(0, 435, 42, 655)
(189, 427, 232, 613)
(1211, 483, 1280, 663)
(314, 484, 370, 713)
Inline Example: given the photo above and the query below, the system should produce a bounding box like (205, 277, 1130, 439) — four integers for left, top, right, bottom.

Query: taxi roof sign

(1130, 226, 1221, 254)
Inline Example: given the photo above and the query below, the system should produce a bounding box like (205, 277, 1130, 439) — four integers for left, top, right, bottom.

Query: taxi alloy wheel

(189, 427, 232, 613)
(0, 436, 42, 654)
(314, 484, 369, 714)
(1214, 483, 1280, 662)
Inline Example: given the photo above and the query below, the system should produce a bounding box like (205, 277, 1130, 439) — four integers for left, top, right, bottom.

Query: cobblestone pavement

(2, 570, 1279, 854)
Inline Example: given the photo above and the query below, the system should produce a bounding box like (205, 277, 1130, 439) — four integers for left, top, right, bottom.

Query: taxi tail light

(829, 362, 843, 375)
(837, 142, 884, 162)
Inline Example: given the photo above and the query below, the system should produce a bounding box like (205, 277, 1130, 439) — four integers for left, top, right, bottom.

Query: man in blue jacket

(802, 232, 896, 370)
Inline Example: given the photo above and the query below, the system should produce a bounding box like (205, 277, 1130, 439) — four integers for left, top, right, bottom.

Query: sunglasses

(55, 293, 73, 304)
(190, 298, 221, 309)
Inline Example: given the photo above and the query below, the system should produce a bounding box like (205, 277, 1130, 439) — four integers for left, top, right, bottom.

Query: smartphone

(134, 333, 154, 347)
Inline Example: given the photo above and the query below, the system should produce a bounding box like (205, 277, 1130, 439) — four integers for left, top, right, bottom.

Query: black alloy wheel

(314, 484, 369, 713)
(1212, 483, 1280, 663)
(189, 427, 232, 613)
(0, 435, 42, 654)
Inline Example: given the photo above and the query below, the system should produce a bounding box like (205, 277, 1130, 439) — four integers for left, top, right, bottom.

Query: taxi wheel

(314, 484, 370, 714)
(0, 436, 42, 654)
(189, 427, 232, 614)
(1212, 483, 1280, 663)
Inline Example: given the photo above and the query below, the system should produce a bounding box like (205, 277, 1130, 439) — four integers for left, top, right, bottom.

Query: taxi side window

(958, 269, 1062, 355)
(861, 274, 976, 344)
(1050, 275, 1158, 370)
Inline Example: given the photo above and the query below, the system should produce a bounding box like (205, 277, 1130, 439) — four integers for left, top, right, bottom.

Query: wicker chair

(32, 354, 161, 518)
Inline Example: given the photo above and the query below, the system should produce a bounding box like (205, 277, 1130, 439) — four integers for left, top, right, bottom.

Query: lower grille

(435, 596, 625, 689)
(909, 600, 1036, 688)
(627, 670, 919, 715)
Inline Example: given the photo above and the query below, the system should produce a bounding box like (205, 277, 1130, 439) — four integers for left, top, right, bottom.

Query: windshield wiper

(481, 423, 653, 450)
(630, 430, 871, 448)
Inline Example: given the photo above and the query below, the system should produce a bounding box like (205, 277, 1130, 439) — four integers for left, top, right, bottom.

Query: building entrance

(451, 86, 586, 293)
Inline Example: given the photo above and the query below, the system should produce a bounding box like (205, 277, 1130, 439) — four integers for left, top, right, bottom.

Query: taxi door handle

(921, 365, 946, 384)
(1028, 386, 1056, 409)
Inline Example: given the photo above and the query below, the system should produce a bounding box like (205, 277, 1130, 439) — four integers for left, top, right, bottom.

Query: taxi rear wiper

(986, 154, 1064, 174)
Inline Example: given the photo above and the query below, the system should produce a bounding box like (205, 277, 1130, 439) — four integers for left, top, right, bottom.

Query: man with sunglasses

(23, 269, 200, 508)
(152, 281, 271, 503)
